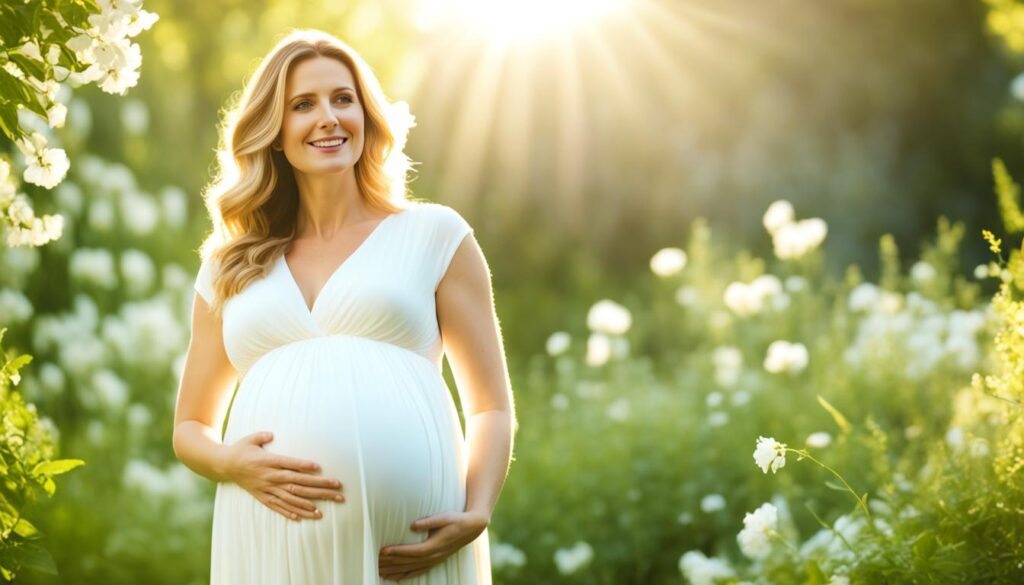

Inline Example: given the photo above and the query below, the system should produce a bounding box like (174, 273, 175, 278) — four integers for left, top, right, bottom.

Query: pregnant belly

(222, 336, 467, 532)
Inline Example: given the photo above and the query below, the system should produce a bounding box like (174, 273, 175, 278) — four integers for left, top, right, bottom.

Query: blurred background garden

(3, 0, 1024, 583)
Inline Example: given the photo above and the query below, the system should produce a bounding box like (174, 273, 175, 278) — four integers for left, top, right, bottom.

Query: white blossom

(806, 431, 832, 448)
(88, 198, 116, 231)
(674, 285, 699, 307)
(763, 340, 809, 374)
(91, 368, 129, 410)
(47, 102, 68, 128)
(15, 132, 70, 189)
(0, 288, 34, 323)
(586, 299, 632, 335)
(712, 345, 742, 388)
(127, 403, 152, 428)
(678, 550, 736, 585)
(762, 200, 794, 235)
(585, 332, 611, 366)
(737, 502, 779, 559)
(753, 436, 787, 474)
(120, 190, 160, 235)
(490, 542, 526, 569)
(650, 247, 687, 277)
(70, 248, 118, 288)
(700, 493, 726, 513)
(705, 391, 724, 408)
(910, 260, 936, 283)
(546, 331, 571, 356)
(160, 185, 187, 227)
(39, 363, 66, 394)
(553, 541, 593, 575)
(120, 248, 155, 294)
(772, 218, 827, 260)
(731, 390, 751, 406)
(708, 411, 729, 427)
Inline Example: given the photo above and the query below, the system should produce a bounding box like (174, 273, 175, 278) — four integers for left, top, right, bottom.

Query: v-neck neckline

(280, 211, 400, 316)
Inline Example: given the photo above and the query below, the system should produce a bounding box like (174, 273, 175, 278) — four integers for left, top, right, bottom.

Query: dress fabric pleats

(193, 202, 492, 584)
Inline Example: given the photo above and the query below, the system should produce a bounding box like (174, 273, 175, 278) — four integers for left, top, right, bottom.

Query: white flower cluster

(1, 1, 158, 240)
(123, 459, 202, 500)
(737, 502, 779, 560)
(763, 200, 828, 260)
(553, 541, 593, 575)
(14, 132, 71, 189)
(649, 247, 687, 277)
(712, 345, 743, 388)
(585, 299, 631, 366)
(763, 340, 809, 374)
(101, 299, 186, 369)
(64, 1, 159, 95)
(0, 288, 34, 324)
(723, 274, 789, 317)
(33, 295, 107, 377)
(1, 159, 65, 247)
(678, 550, 736, 585)
(844, 284, 989, 379)
(489, 541, 526, 570)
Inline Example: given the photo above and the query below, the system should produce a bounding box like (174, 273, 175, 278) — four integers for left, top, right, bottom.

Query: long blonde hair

(198, 29, 418, 316)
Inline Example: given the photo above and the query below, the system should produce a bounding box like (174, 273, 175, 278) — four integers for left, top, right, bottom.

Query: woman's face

(278, 56, 365, 177)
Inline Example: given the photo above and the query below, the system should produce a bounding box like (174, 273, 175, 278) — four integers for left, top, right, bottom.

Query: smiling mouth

(309, 137, 348, 150)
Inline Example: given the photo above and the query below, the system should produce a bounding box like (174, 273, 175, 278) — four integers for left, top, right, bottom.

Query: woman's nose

(317, 102, 339, 128)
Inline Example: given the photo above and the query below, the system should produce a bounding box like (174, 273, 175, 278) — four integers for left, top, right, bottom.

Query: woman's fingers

(262, 493, 303, 521)
(281, 470, 344, 491)
(273, 454, 322, 473)
(284, 481, 347, 503)
(269, 486, 321, 518)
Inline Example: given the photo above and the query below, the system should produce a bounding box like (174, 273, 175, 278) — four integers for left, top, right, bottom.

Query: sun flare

(414, 0, 633, 42)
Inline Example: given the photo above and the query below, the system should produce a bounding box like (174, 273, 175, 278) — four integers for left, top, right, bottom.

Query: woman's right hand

(224, 431, 346, 521)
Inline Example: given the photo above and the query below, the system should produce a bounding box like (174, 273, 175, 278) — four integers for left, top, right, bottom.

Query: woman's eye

(294, 95, 352, 111)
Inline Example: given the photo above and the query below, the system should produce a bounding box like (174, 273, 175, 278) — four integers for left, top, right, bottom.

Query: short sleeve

(428, 204, 474, 289)
(193, 255, 218, 305)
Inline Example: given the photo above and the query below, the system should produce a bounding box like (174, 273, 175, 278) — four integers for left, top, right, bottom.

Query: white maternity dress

(193, 202, 492, 584)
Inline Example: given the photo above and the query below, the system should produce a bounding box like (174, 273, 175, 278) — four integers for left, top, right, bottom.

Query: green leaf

(15, 542, 57, 575)
(7, 54, 47, 85)
(913, 530, 937, 559)
(32, 459, 85, 477)
(824, 479, 848, 492)
(0, 102, 23, 142)
(804, 560, 827, 585)
(13, 517, 38, 538)
(817, 394, 851, 433)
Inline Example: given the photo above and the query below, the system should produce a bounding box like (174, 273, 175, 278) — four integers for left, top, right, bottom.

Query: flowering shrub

(0, 328, 83, 582)
(0, 0, 158, 247)
(484, 192, 1000, 583)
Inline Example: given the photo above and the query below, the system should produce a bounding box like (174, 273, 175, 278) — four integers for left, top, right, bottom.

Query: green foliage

(0, 328, 83, 582)
(992, 159, 1024, 234)
(0, 0, 99, 142)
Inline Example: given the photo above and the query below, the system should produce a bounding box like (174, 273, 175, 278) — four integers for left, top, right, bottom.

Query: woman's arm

(436, 233, 517, 521)
(171, 293, 239, 483)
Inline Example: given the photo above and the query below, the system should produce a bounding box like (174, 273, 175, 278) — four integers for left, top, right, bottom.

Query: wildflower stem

(788, 448, 872, 521)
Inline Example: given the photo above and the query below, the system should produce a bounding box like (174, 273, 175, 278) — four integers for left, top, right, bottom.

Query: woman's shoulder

(401, 200, 471, 231)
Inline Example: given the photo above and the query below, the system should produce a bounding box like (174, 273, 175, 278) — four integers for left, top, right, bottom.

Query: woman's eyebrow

(288, 86, 355, 101)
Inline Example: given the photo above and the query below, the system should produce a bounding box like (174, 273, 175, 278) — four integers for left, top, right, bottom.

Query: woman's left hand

(378, 510, 490, 581)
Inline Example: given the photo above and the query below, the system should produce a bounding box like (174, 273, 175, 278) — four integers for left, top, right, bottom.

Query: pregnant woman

(171, 29, 515, 584)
